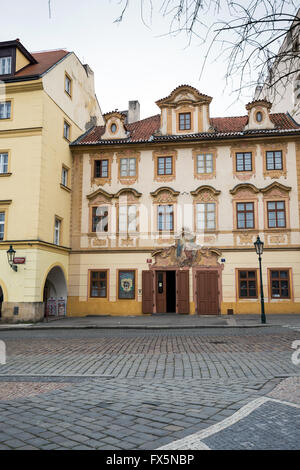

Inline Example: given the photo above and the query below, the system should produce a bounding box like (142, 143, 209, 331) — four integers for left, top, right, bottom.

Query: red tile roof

(14, 50, 70, 78)
(73, 112, 300, 146)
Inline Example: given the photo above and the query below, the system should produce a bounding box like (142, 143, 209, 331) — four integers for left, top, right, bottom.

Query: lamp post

(254, 236, 266, 324)
(6, 245, 18, 272)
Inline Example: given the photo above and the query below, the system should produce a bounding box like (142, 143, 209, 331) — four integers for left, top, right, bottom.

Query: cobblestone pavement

(0, 326, 299, 450)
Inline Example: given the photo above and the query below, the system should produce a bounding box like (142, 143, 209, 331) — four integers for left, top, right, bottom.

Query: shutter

(177, 270, 189, 314)
(142, 270, 154, 314)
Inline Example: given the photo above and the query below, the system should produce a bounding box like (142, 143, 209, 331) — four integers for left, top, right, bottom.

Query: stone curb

(0, 323, 274, 331)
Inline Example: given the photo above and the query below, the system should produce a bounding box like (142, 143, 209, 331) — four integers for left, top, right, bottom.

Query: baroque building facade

(69, 85, 300, 316)
(0, 39, 103, 322)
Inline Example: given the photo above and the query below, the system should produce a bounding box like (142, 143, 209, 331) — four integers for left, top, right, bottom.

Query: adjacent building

(255, 9, 300, 123)
(0, 39, 103, 322)
(69, 85, 300, 316)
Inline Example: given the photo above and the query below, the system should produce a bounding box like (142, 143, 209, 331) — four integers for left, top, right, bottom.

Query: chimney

(127, 100, 140, 124)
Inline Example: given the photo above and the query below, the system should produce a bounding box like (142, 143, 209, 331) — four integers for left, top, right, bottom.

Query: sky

(0, 0, 287, 119)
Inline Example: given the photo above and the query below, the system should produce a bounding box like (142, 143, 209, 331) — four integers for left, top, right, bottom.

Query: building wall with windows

(0, 40, 102, 322)
(255, 10, 300, 123)
(69, 85, 300, 316)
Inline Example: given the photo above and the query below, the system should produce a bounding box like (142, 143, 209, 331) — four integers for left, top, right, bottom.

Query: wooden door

(156, 271, 166, 313)
(142, 270, 154, 314)
(177, 270, 189, 314)
(196, 270, 219, 315)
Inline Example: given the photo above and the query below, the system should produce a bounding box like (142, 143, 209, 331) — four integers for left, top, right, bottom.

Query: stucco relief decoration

(90, 238, 108, 248)
(268, 233, 287, 245)
(152, 228, 221, 268)
(238, 231, 256, 245)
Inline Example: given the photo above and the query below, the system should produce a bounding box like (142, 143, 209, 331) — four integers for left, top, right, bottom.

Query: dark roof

(71, 112, 300, 146)
(14, 50, 70, 78)
(0, 39, 70, 81)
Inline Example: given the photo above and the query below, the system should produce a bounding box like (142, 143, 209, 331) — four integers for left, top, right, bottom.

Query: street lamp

(254, 236, 266, 324)
(6, 245, 18, 272)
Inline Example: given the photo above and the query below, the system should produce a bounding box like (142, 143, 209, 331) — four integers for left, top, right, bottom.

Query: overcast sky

(1, 0, 281, 119)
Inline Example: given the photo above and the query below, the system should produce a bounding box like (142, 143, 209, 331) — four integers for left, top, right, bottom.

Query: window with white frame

(54, 218, 61, 245)
(65, 74, 72, 96)
(119, 205, 137, 232)
(120, 158, 136, 177)
(196, 203, 216, 230)
(197, 153, 213, 174)
(0, 101, 11, 119)
(61, 166, 68, 186)
(92, 206, 108, 233)
(0, 212, 5, 240)
(63, 121, 70, 140)
(0, 57, 12, 75)
(0, 153, 8, 174)
(158, 205, 174, 232)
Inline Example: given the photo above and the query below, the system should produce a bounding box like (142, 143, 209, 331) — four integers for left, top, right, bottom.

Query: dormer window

(0, 57, 11, 75)
(179, 112, 191, 130)
(256, 111, 263, 123)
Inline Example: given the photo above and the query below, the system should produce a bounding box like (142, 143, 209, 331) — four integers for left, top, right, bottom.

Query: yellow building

(69, 85, 300, 316)
(0, 39, 103, 322)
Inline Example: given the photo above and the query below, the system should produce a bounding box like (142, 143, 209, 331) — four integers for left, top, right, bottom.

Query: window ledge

(60, 183, 71, 193)
(0, 172, 12, 177)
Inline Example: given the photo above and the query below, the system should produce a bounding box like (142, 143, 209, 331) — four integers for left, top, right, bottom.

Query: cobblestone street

(0, 323, 299, 450)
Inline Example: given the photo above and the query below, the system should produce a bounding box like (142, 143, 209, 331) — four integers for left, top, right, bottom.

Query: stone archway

(43, 266, 67, 318)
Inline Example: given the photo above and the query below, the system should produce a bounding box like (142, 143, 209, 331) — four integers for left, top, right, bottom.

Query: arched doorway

(43, 266, 67, 318)
(0, 286, 3, 318)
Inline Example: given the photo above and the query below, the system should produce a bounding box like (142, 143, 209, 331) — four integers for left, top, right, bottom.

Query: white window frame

(120, 158, 136, 177)
(0, 153, 8, 174)
(54, 218, 61, 245)
(196, 203, 216, 230)
(197, 153, 213, 174)
(0, 101, 11, 119)
(61, 167, 68, 186)
(63, 121, 70, 140)
(119, 204, 137, 233)
(0, 57, 12, 75)
(0, 212, 5, 240)
(65, 74, 72, 96)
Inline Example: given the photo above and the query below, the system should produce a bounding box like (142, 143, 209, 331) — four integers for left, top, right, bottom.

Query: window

(0, 153, 8, 174)
(0, 212, 5, 240)
(92, 206, 108, 233)
(119, 205, 137, 232)
(294, 75, 300, 102)
(94, 160, 108, 178)
(237, 202, 254, 229)
(266, 151, 283, 170)
(267, 201, 286, 228)
(196, 203, 216, 230)
(157, 156, 173, 175)
(236, 152, 252, 172)
(65, 74, 72, 96)
(90, 270, 108, 298)
(54, 218, 61, 245)
(158, 205, 174, 232)
(238, 270, 257, 298)
(0, 57, 12, 75)
(0, 101, 11, 119)
(61, 167, 68, 187)
(111, 123, 117, 133)
(63, 121, 70, 140)
(197, 153, 213, 174)
(256, 111, 263, 123)
(120, 158, 136, 177)
(179, 112, 191, 130)
(270, 270, 290, 299)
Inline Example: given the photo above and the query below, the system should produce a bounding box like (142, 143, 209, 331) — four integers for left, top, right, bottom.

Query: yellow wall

(15, 49, 30, 72)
